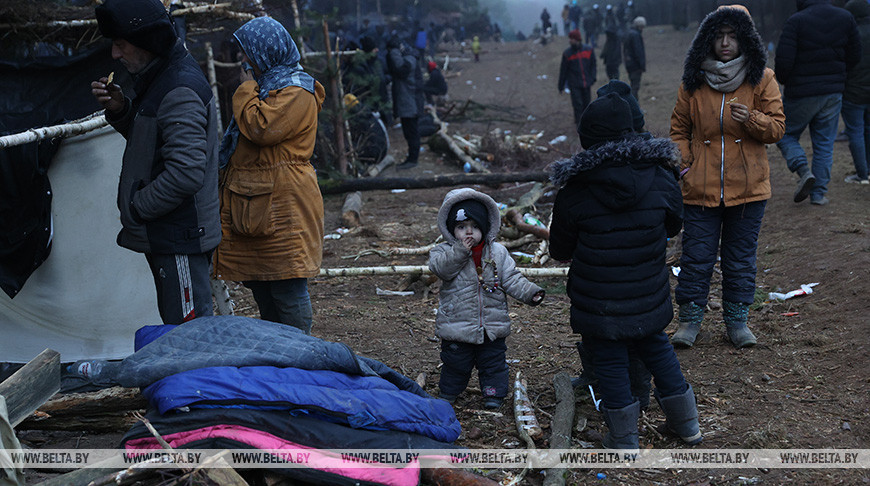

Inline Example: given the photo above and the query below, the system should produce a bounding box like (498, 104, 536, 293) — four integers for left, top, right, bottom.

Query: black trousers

(439, 335, 509, 399)
(569, 87, 592, 133)
(401, 116, 420, 163)
(145, 252, 213, 324)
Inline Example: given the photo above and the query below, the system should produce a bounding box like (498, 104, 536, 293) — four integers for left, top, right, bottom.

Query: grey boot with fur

(601, 401, 640, 449)
(671, 302, 704, 348)
(655, 384, 703, 445)
(723, 300, 757, 348)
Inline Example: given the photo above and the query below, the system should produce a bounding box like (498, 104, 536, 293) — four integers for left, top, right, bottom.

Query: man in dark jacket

(840, 0, 870, 184)
(91, 0, 220, 324)
(549, 93, 700, 449)
(386, 35, 422, 169)
(622, 16, 646, 101)
(559, 30, 597, 132)
(775, 0, 861, 205)
(601, 25, 622, 80)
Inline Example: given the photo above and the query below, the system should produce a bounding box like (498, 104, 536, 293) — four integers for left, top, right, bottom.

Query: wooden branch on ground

(534, 212, 554, 265)
(340, 191, 363, 228)
(543, 372, 575, 486)
(421, 468, 500, 486)
(513, 371, 543, 445)
(513, 182, 548, 210)
(342, 237, 442, 260)
(319, 171, 549, 195)
(19, 386, 146, 432)
(505, 209, 549, 240)
(426, 105, 488, 173)
(211, 278, 235, 315)
(0, 349, 60, 427)
(319, 265, 567, 278)
(366, 154, 395, 177)
(501, 234, 539, 249)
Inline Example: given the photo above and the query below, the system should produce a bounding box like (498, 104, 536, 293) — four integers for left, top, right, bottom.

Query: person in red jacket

(558, 30, 597, 133)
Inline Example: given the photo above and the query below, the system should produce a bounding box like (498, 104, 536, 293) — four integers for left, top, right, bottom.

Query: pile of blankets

(115, 316, 461, 486)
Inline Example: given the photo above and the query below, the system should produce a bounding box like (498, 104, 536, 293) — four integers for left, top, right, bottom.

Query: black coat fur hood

(549, 137, 680, 210)
(681, 5, 767, 93)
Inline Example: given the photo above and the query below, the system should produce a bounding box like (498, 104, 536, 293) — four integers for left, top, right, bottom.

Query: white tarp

(0, 126, 161, 363)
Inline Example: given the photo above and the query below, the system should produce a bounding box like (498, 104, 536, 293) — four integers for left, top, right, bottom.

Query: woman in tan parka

(214, 17, 325, 334)
(669, 5, 784, 349)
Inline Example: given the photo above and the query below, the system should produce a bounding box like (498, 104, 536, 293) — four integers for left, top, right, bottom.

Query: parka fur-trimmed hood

(550, 137, 680, 187)
(437, 188, 502, 244)
(681, 5, 766, 93)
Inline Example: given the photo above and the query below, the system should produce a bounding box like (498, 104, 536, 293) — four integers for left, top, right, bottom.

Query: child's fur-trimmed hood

(681, 5, 767, 93)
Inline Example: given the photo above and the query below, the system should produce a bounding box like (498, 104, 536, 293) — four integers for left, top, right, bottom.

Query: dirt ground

(20, 25, 870, 486)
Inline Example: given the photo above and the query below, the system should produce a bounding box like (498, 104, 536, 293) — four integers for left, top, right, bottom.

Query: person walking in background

(541, 8, 552, 36)
(623, 16, 646, 101)
(214, 17, 325, 334)
(841, 0, 870, 185)
(91, 0, 220, 324)
(549, 93, 701, 449)
(583, 4, 602, 48)
(471, 35, 481, 62)
(775, 0, 860, 205)
(562, 4, 571, 36)
(430, 188, 544, 409)
(386, 35, 422, 169)
(569, 0, 583, 31)
(601, 25, 622, 80)
(559, 30, 597, 132)
(669, 5, 784, 349)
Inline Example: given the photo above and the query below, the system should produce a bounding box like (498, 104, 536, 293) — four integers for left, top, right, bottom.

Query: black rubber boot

(723, 300, 757, 348)
(601, 401, 640, 449)
(655, 384, 703, 445)
(671, 302, 704, 348)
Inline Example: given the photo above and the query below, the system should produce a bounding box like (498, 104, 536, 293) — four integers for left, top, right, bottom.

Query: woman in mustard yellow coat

(214, 17, 326, 334)
(669, 5, 784, 349)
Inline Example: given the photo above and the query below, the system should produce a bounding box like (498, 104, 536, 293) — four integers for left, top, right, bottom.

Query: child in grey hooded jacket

(429, 188, 544, 408)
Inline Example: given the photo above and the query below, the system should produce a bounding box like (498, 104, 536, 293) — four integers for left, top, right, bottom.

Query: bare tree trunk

(323, 20, 348, 174)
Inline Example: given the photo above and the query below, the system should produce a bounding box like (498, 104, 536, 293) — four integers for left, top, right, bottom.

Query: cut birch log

(543, 372, 575, 486)
(533, 212, 554, 265)
(319, 265, 567, 278)
(211, 278, 235, 315)
(366, 154, 396, 177)
(426, 105, 488, 172)
(319, 171, 549, 195)
(340, 191, 363, 228)
(513, 371, 543, 444)
(0, 113, 108, 148)
(0, 349, 60, 427)
(342, 237, 442, 260)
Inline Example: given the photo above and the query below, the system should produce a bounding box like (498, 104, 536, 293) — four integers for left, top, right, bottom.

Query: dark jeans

(628, 69, 642, 101)
(569, 86, 592, 132)
(439, 335, 509, 399)
(244, 278, 312, 334)
(146, 252, 213, 324)
(400, 116, 420, 163)
(584, 331, 686, 409)
(676, 201, 766, 307)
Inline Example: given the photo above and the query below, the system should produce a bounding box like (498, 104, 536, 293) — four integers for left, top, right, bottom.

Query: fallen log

(421, 467, 500, 486)
(341, 191, 363, 228)
(505, 209, 549, 240)
(543, 372, 575, 486)
(318, 265, 567, 278)
(19, 387, 146, 432)
(513, 371, 543, 444)
(426, 105, 488, 172)
(0, 349, 60, 427)
(319, 171, 549, 195)
(366, 154, 396, 177)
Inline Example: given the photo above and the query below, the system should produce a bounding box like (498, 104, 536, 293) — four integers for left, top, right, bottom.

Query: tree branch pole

(318, 265, 567, 278)
(204, 42, 223, 131)
(0, 4, 253, 30)
(0, 112, 108, 148)
(319, 171, 549, 195)
(322, 20, 348, 174)
(426, 105, 488, 172)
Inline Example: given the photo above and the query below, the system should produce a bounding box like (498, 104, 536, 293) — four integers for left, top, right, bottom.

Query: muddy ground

(20, 24, 870, 486)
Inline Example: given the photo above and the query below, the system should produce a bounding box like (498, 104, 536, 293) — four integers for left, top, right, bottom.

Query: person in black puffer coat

(549, 93, 701, 450)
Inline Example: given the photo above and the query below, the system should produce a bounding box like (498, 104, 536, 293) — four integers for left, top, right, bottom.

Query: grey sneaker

(810, 196, 829, 206)
(794, 171, 815, 202)
(844, 174, 870, 185)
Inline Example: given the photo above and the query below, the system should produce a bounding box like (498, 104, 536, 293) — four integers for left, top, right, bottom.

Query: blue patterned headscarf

(219, 17, 317, 169)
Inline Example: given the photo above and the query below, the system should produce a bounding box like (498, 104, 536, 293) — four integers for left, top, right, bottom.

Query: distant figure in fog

(559, 30, 597, 132)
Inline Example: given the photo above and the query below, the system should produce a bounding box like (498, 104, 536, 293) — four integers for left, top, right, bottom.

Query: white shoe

(844, 174, 869, 185)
